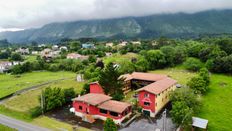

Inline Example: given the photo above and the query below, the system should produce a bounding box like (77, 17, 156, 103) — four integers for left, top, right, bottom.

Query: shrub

(29, 106, 42, 118)
(184, 58, 203, 71)
(104, 118, 117, 131)
(187, 76, 208, 94)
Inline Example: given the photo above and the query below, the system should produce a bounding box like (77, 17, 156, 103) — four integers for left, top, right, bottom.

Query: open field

(197, 74, 232, 131)
(103, 52, 138, 64)
(24, 55, 38, 62)
(149, 67, 197, 85)
(0, 71, 75, 99)
(4, 79, 84, 112)
(0, 124, 16, 131)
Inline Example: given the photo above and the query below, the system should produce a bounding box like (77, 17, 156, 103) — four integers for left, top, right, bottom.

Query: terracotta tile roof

(121, 72, 168, 82)
(98, 100, 131, 113)
(73, 93, 112, 106)
(137, 77, 177, 94)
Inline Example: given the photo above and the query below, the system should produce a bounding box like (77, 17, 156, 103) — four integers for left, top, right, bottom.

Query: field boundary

(0, 77, 75, 104)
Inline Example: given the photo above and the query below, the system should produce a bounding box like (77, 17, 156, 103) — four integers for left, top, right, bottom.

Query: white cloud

(0, 0, 232, 30)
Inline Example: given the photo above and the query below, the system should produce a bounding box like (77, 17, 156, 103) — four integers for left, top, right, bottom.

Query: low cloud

(0, 0, 232, 29)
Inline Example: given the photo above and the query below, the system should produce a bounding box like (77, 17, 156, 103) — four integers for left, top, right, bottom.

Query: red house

(71, 82, 132, 124)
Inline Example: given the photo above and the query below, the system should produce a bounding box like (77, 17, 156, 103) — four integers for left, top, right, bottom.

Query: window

(79, 106, 82, 110)
(110, 111, 118, 117)
(144, 102, 150, 106)
(100, 109, 107, 114)
(144, 93, 149, 98)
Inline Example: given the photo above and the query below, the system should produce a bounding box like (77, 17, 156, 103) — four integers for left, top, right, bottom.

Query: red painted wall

(73, 101, 132, 120)
(73, 101, 99, 115)
(138, 91, 155, 112)
(90, 83, 104, 94)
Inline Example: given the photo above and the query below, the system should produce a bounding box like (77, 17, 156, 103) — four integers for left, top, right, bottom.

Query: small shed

(192, 117, 208, 131)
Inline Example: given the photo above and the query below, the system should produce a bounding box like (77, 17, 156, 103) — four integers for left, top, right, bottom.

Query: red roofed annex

(71, 82, 132, 125)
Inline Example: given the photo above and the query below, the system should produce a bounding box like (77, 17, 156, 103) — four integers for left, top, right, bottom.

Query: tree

(0, 51, 11, 59)
(170, 88, 200, 127)
(63, 88, 76, 103)
(170, 88, 200, 110)
(173, 46, 187, 64)
(88, 55, 97, 63)
(104, 118, 117, 131)
(118, 60, 135, 74)
(161, 46, 176, 66)
(11, 53, 23, 61)
(170, 101, 193, 126)
(199, 68, 210, 85)
(42, 87, 65, 111)
(95, 60, 104, 69)
(99, 62, 124, 100)
(187, 42, 205, 57)
(145, 50, 166, 69)
(187, 76, 208, 94)
(135, 56, 149, 72)
(184, 58, 203, 71)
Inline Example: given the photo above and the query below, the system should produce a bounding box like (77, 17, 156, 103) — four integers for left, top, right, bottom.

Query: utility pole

(163, 109, 167, 131)
(41, 90, 44, 115)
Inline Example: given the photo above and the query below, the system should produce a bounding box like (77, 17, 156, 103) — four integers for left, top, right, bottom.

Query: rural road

(0, 114, 51, 131)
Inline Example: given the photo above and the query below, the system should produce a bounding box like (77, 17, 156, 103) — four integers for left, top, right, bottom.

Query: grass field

(150, 67, 197, 85)
(103, 52, 138, 64)
(197, 74, 232, 131)
(24, 55, 37, 62)
(0, 71, 75, 99)
(4, 79, 84, 112)
(0, 124, 16, 131)
(0, 105, 90, 131)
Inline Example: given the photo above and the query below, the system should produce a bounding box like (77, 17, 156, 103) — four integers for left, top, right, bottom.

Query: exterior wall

(73, 101, 99, 115)
(138, 91, 155, 113)
(73, 100, 132, 125)
(89, 83, 104, 94)
(123, 80, 131, 94)
(155, 85, 176, 114)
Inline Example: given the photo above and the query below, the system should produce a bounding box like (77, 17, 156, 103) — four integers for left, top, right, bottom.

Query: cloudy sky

(0, 0, 232, 31)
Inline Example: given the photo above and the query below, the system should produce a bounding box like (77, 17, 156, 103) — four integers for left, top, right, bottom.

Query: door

(143, 110, 150, 116)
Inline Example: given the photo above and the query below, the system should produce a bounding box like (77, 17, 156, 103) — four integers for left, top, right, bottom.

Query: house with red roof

(121, 72, 177, 117)
(71, 82, 132, 124)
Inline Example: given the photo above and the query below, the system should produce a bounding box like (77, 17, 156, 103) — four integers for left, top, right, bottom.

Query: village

(0, 38, 219, 131)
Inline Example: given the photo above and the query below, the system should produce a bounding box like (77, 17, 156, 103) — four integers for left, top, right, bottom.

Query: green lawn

(103, 52, 138, 64)
(24, 55, 38, 62)
(4, 79, 84, 112)
(0, 71, 75, 98)
(0, 124, 17, 131)
(149, 67, 197, 85)
(197, 74, 232, 131)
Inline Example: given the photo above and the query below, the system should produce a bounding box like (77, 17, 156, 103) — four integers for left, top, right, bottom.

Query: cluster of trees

(30, 87, 75, 117)
(170, 88, 201, 127)
(170, 68, 210, 128)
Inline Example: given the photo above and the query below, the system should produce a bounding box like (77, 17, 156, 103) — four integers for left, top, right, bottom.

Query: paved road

(0, 114, 51, 131)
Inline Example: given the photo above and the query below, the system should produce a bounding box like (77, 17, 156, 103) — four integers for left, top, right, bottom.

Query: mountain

(1, 9, 232, 43)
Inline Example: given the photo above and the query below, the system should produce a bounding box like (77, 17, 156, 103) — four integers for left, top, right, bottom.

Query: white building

(15, 48, 29, 55)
